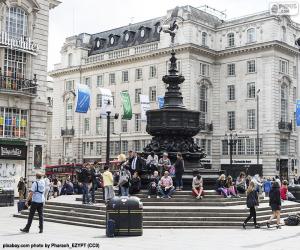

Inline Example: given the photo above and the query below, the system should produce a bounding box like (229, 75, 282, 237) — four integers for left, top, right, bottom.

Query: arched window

(247, 28, 256, 43)
(282, 26, 286, 42)
(202, 32, 207, 46)
(5, 7, 28, 39)
(199, 85, 208, 125)
(227, 33, 235, 47)
(66, 98, 73, 128)
(68, 53, 73, 67)
(281, 85, 288, 122)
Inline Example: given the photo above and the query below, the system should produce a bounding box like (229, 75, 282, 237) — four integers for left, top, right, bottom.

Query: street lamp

(106, 100, 112, 165)
(256, 89, 260, 169)
(225, 131, 238, 169)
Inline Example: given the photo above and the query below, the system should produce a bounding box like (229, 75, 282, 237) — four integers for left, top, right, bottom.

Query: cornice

(49, 41, 300, 78)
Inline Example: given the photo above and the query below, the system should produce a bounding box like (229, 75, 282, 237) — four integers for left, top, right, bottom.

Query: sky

(48, 0, 300, 71)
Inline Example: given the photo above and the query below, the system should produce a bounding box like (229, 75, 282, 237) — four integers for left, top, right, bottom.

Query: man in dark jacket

(90, 164, 101, 203)
(130, 151, 144, 175)
(79, 164, 91, 204)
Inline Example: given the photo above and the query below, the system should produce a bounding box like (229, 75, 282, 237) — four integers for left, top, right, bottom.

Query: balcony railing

(61, 128, 75, 137)
(278, 121, 292, 131)
(199, 122, 213, 132)
(0, 69, 37, 96)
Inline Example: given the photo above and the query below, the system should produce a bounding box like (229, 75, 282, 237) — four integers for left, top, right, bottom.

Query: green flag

(121, 91, 132, 120)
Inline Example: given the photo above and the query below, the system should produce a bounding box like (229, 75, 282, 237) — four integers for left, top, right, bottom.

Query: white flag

(140, 95, 150, 121)
(100, 88, 113, 118)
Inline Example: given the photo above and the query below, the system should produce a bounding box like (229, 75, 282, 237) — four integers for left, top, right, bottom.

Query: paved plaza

(0, 203, 300, 250)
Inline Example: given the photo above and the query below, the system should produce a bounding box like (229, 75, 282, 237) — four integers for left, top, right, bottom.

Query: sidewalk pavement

(0, 201, 300, 250)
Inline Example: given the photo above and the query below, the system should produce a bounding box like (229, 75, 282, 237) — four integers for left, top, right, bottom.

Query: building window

(282, 26, 286, 42)
(227, 64, 235, 76)
(0, 107, 28, 138)
(222, 140, 228, 155)
(256, 138, 263, 155)
(95, 94, 101, 108)
(85, 77, 91, 88)
(247, 28, 256, 43)
(246, 138, 255, 155)
(247, 82, 256, 98)
(97, 75, 103, 87)
(199, 85, 208, 124)
(133, 140, 141, 152)
(135, 114, 141, 132)
(6, 7, 28, 39)
(110, 120, 114, 134)
(247, 109, 256, 129)
(135, 68, 143, 80)
(293, 66, 297, 78)
(200, 63, 209, 76)
(96, 117, 102, 135)
(66, 98, 73, 128)
(149, 86, 156, 102)
(96, 142, 101, 155)
(121, 120, 128, 132)
(227, 85, 235, 101)
(84, 118, 90, 135)
(280, 139, 288, 155)
(111, 92, 115, 107)
(227, 33, 235, 47)
(122, 141, 128, 154)
(293, 87, 297, 102)
(279, 59, 289, 74)
(247, 60, 256, 73)
(227, 111, 235, 130)
(237, 139, 245, 155)
(4, 49, 27, 78)
(135, 88, 142, 103)
(66, 80, 74, 91)
(122, 70, 129, 82)
(149, 66, 157, 78)
(68, 53, 73, 67)
(109, 73, 116, 85)
(207, 140, 211, 156)
(281, 85, 288, 122)
(202, 32, 207, 46)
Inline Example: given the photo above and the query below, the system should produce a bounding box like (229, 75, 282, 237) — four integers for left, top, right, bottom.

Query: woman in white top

(192, 174, 204, 199)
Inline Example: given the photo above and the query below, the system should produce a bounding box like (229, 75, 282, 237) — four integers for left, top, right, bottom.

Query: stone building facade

(50, 6, 300, 179)
(0, 0, 60, 193)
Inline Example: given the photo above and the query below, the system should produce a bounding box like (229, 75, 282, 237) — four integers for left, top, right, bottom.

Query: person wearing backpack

(267, 181, 282, 229)
(242, 181, 260, 229)
(118, 165, 131, 196)
(20, 172, 45, 233)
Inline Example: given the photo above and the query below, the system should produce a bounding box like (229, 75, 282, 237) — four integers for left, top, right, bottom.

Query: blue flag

(75, 84, 91, 113)
(157, 96, 164, 109)
(296, 100, 300, 127)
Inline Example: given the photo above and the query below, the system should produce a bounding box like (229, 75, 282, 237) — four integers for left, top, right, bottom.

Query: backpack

(106, 219, 116, 237)
(119, 170, 129, 186)
(284, 215, 300, 226)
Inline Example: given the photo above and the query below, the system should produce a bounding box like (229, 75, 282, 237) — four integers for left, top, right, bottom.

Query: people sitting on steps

(216, 174, 228, 198)
(226, 175, 239, 198)
(158, 171, 175, 199)
(148, 171, 160, 198)
(146, 151, 158, 173)
(192, 174, 204, 199)
(236, 172, 247, 194)
(158, 152, 172, 176)
(129, 171, 141, 195)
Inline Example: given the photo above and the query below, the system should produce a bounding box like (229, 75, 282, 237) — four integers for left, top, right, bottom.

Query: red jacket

(280, 186, 288, 200)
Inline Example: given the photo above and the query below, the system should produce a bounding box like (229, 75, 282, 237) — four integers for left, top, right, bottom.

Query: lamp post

(106, 100, 112, 166)
(256, 89, 260, 169)
(225, 131, 237, 168)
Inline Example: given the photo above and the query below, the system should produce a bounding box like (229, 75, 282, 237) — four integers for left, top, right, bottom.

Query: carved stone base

(144, 135, 206, 162)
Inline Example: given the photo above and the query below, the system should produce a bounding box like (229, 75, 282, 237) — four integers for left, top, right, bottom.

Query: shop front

(0, 143, 27, 196)
(220, 159, 263, 178)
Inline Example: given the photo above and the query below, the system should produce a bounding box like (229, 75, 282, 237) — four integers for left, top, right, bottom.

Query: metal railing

(61, 128, 75, 137)
(0, 69, 37, 96)
(278, 120, 292, 131)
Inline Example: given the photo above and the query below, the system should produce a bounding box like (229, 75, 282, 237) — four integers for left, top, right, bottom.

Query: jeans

(217, 187, 228, 197)
(24, 202, 43, 230)
(120, 186, 129, 196)
(158, 186, 175, 197)
(175, 174, 183, 189)
(244, 206, 257, 225)
(82, 183, 90, 204)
